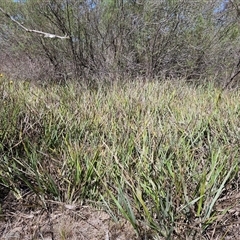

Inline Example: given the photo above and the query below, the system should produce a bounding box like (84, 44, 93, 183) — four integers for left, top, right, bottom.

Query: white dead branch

(0, 7, 70, 40)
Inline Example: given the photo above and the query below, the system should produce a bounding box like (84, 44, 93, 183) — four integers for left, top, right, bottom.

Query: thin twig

(0, 7, 70, 39)
(216, 67, 240, 105)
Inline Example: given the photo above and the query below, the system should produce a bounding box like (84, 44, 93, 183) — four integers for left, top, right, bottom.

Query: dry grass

(0, 78, 239, 239)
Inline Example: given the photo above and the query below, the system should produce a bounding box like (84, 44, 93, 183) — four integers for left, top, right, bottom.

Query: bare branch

(0, 7, 70, 39)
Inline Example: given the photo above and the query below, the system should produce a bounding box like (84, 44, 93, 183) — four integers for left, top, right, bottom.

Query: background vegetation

(1, 0, 240, 85)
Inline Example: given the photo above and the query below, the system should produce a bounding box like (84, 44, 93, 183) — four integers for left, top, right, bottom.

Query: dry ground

(0, 189, 240, 240)
(0, 192, 137, 240)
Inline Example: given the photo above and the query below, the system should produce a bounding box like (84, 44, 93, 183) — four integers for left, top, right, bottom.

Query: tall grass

(0, 77, 239, 239)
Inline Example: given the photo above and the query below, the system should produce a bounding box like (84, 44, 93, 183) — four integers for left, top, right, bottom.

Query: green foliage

(1, 0, 240, 82)
(0, 78, 239, 238)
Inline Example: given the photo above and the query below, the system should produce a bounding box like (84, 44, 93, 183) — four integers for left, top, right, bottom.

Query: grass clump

(0, 78, 239, 239)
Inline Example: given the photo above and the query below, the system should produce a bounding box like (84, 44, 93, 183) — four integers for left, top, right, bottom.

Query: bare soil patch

(0, 189, 239, 240)
(0, 192, 137, 240)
